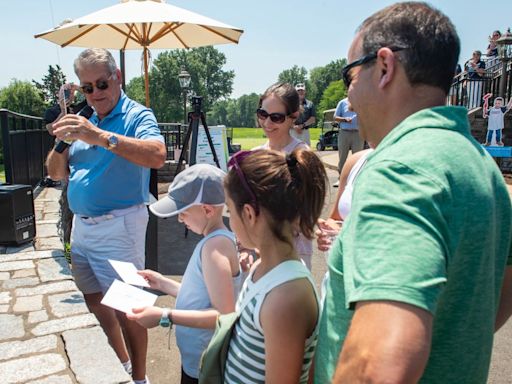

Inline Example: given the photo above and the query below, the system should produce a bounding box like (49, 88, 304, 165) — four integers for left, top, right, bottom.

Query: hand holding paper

(109, 259, 150, 287)
(101, 279, 157, 314)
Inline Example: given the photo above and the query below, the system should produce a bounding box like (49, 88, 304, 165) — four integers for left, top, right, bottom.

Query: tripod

(174, 96, 220, 177)
(173, 96, 220, 239)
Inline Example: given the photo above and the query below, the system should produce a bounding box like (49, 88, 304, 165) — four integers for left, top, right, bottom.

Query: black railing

(158, 122, 185, 161)
(447, 60, 512, 109)
(0, 109, 52, 187)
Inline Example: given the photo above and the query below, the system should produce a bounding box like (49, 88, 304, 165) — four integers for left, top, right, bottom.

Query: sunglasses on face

(227, 150, 260, 215)
(80, 75, 114, 94)
(256, 108, 288, 124)
(342, 46, 408, 88)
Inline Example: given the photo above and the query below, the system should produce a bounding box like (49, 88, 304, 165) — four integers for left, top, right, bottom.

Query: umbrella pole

(143, 46, 150, 107)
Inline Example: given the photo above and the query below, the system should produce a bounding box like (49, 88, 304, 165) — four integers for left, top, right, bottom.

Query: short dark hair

(259, 82, 300, 115)
(358, 2, 460, 94)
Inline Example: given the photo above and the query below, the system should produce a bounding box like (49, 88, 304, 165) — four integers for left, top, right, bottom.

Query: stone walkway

(0, 187, 130, 384)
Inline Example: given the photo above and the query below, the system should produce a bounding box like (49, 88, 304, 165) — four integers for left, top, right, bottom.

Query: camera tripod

(174, 96, 220, 177)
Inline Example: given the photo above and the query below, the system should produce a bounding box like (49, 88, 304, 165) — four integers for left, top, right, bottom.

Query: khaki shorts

(70, 205, 148, 294)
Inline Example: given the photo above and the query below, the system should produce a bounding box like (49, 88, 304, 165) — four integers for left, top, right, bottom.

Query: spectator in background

(253, 82, 314, 269)
(464, 50, 486, 109)
(290, 83, 316, 146)
(333, 98, 363, 187)
(487, 30, 502, 58)
(448, 64, 463, 106)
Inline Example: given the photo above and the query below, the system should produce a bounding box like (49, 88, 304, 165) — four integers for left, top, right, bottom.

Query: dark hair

(225, 149, 327, 244)
(358, 2, 460, 94)
(259, 82, 301, 115)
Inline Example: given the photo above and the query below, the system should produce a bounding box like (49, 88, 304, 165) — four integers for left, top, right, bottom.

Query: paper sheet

(109, 259, 150, 287)
(101, 279, 157, 314)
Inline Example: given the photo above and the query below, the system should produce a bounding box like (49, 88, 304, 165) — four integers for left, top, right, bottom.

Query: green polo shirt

(314, 106, 512, 383)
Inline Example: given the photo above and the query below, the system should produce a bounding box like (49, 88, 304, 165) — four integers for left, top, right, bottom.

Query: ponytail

(225, 149, 327, 242)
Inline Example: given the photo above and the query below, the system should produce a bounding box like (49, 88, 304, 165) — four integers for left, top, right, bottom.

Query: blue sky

(1, 0, 511, 98)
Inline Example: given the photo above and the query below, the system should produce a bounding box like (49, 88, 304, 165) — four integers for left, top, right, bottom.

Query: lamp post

(496, 28, 512, 98)
(178, 68, 191, 125)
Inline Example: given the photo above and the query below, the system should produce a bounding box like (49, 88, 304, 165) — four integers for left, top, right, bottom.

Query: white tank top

(338, 150, 372, 219)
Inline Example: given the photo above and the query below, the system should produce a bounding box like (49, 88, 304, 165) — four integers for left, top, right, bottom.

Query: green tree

(32, 65, 67, 105)
(308, 59, 346, 107)
(186, 47, 235, 112)
(137, 47, 234, 123)
(317, 80, 346, 124)
(207, 99, 231, 126)
(277, 65, 307, 87)
(237, 93, 259, 127)
(0, 79, 47, 117)
(126, 76, 146, 106)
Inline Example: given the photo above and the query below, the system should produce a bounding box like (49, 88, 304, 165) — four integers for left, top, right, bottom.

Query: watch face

(108, 135, 119, 147)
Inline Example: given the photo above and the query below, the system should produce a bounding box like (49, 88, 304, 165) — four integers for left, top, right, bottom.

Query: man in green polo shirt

(314, 2, 512, 383)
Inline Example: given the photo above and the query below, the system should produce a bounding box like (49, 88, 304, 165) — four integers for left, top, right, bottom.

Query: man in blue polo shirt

(46, 48, 166, 384)
(333, 97, 363, 187)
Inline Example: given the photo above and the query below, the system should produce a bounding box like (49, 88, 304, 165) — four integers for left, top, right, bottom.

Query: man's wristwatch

(107, 134, 119, 150)
(159, 308, 173, 328)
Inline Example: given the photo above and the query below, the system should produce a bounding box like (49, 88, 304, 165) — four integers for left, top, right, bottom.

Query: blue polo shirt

(67, 92, 164, 217)
(335, 98, 358, 130)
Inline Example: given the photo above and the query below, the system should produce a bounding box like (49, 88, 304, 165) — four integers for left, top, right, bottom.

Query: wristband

(159, 308, 173, 328)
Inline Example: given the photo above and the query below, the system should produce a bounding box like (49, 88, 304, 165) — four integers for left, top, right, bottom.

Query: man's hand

(52, 114, 107, 148)
(293, 124, 303, 134)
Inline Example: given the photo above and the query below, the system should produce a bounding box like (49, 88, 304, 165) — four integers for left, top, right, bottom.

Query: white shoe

(333, 180, 340, 188)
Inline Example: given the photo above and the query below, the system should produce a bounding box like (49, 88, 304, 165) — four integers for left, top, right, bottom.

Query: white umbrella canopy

(35, 0, 244, 106)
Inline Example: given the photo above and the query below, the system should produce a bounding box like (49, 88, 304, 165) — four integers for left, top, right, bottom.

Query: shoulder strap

(238, 260, 310, 312)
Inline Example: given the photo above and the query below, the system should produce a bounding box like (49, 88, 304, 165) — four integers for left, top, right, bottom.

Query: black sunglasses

(80, 75, 113, 94)
(227, 150, 260, 214)
(256, 108, 288, 124)
(342, 46, 408, 88)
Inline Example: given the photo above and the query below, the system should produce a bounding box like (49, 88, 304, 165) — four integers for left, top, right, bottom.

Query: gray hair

(74, 48, 117, 77)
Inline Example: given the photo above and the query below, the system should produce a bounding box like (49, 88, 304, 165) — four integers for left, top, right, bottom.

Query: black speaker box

(0, 185, 36, 245)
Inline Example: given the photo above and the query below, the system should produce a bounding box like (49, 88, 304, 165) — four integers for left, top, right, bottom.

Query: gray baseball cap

(149, 164, 226, 218)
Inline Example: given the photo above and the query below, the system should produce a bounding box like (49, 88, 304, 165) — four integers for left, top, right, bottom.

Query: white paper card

(101, 279, 157, 314)
(109, 259, 150, 287)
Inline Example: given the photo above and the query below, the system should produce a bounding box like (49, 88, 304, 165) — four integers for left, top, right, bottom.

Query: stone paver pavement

(0, 187, 130, 384)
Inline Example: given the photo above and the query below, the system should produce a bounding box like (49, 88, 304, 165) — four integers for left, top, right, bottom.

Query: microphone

(54, 105, 94, 153)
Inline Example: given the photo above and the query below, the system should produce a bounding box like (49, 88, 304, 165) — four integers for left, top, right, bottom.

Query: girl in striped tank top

(223, 148, 327, 383)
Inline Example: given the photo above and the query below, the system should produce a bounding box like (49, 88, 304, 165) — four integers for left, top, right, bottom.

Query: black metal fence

(158, 122, 185, 160)
(447, 60, 512, 109)
(0, 109, 53, 187)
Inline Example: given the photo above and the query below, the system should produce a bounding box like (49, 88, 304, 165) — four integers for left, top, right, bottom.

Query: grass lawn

(232, 127, 322, 150)
(0, 164, 4, 184)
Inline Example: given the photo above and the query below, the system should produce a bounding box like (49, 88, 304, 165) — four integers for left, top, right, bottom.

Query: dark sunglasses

(227, 150, 260, 214)
(342, 46, 408, 88)
(256, 108, 288, 124)
(80, 75, 113, 94)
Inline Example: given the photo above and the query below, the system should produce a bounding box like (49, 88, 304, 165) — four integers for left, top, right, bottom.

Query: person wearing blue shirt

(333, 98, 363, 187)
(46, 48, 166, 384)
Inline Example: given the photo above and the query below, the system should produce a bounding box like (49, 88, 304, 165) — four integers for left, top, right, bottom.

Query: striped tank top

(224, 260, 319, 383)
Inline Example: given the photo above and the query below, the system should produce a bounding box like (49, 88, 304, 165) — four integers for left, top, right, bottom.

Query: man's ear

(376, 47, 397, 89)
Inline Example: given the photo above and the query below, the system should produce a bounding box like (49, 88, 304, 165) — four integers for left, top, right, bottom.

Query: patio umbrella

(35, 0, 244, 106)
